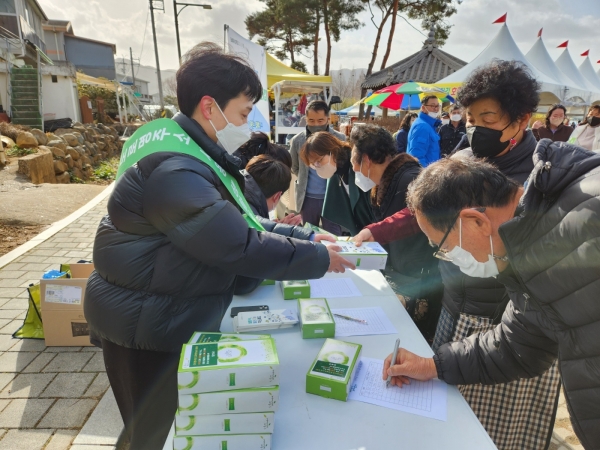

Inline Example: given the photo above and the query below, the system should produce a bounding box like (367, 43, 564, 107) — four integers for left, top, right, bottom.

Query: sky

(37, 0, 600, 76)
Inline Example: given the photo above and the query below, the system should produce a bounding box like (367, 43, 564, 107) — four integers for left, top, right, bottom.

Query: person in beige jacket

(569, 105, 600, 151)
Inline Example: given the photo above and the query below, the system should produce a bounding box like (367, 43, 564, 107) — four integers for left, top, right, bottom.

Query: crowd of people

(83, 41, 600, 450)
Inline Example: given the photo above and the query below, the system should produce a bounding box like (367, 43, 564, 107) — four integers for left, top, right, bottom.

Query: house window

(0, 0, 16, 14)
(51, 75, 57, 83)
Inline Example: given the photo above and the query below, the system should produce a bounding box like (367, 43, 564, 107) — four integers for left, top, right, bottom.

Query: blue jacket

(407, 112, 441, 166)
(396, 128, 408, 153)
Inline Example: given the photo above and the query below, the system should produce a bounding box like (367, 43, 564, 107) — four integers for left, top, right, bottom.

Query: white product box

(174, 412, 274, 435)
(178, 386, 279, 416)
(324, 241, 388, 270)
(173, 433, 271, 450)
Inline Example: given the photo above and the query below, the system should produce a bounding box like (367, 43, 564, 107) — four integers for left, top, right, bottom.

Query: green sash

(117, 118, 265, 231)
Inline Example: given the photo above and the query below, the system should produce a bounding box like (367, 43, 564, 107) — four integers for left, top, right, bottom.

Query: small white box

(178, 386, 279, 416)
(174, 412, 275, 435)
(173, 433, 271, 450)
(187, 332, 270, 344)
(325, 241, 388, 270)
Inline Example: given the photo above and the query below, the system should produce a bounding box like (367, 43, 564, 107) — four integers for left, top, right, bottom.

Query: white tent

(555, 48, 600, 94)
(578, 56, 600, 92)
(525, 37, 586, 90)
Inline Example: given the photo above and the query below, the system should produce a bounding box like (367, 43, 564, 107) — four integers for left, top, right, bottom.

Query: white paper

(349, 357, 447, 421)
(308, 278, 362, 298)
(44, 285, 82, 305)
(331, 307, 397, 337)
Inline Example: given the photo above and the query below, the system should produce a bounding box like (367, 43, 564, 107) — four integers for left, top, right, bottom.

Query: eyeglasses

(310, 153, 330, 169)
(425, 104, 440, 110)
(431, 207, 486, 261)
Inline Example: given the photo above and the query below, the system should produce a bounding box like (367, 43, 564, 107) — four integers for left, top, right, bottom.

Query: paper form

(331, 307, 397, 337)
(349, 357, 447, 421)
(308, 278, 362, 298)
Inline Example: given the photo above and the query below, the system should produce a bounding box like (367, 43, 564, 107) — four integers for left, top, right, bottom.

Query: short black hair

(406, 157, 520, 232)
(234, 132, 292, 169)
(458, 60, 540, 123)
(176, 42, 263, 117)
(545, 104, 567, 128)
(246, 155, 291, 198)
(421, 95, 438, 106)
(306, 100, 330, 116)
(350, 124, 397, 164)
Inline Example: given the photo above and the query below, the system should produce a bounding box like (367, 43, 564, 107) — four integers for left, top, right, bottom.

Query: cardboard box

(178, 386, 279, 416)
(174, 412, 274, 435)
(306, 338, 362, 401)
(187, 332, 270, 345)
(40, 262, 95, 347)
(178, 339, 279, 394)
(173, 433, 271, 450)
(326, 241, 388, 270)
(298, 298, 335, 339)
(281, 280, 310, 300)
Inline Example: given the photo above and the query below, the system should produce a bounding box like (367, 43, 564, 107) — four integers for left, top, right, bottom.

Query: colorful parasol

(363, 81, 454, 111)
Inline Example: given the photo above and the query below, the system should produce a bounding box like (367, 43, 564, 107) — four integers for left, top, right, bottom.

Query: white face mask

(441, 119, 450, 125)
(354, 160, 376, 192)
(549, 117, 563, 127)
(209, 102, 251, 154)
(313, 154, 337, 179)
(428, 111, 439, 119)
(451, 114, 462, 122)
(445, 218, 500, 278)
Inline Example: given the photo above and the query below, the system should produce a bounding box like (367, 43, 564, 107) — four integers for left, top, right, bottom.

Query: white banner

(225, 26, 270, 135)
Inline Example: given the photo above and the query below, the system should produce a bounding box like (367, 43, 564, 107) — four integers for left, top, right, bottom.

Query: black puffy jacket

(84, 113, 330, 352)
(440, 130, 537, 323)
(438, 121, 466, 157)
(435, 140, 600, 449)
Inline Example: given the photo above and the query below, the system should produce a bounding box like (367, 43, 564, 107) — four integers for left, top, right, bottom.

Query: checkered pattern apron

(453, 313, 560, 450)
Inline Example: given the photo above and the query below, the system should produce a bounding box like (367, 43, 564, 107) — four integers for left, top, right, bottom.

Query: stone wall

(14, 123, 122, 184)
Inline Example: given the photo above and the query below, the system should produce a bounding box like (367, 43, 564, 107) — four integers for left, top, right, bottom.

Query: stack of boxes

(174, 333, 279, 449)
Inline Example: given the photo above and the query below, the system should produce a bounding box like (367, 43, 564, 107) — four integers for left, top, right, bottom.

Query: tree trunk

(358, 4, 394, 119)
(323, 0, 332, 76)
(313, 9, 321, 75)
(380, 0, 399, 70)
(288, 29, 295, 64)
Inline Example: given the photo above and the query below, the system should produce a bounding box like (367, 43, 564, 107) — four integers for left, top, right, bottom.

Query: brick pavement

(0, 187, 586, 449)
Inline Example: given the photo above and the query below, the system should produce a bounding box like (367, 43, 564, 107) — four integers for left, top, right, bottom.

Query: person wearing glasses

(300, 131, 373, 235)
(353, 60, 560, 450)
(406, 95, 442, 167)
(384, 148, 600, 450)
(531, 104, 573, 142)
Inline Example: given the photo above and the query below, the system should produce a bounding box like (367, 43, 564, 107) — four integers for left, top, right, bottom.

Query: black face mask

(466, 123, 516, 158)
(587, 116, 600, 127)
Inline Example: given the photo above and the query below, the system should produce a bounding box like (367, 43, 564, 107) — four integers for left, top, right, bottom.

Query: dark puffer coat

(435, 140, 600, 449)
(84, 113, 329, 352)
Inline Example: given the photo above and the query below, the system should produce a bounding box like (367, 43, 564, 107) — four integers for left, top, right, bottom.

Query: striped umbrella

(364, 81, 453, 111)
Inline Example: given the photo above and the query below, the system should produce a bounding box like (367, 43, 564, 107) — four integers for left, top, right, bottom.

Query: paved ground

(0, 185, 585, 449)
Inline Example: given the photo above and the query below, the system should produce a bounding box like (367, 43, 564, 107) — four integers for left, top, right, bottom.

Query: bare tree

(163, 77, 177, 97)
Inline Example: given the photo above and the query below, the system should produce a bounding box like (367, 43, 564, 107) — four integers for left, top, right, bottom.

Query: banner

(226, 26, 270, 135)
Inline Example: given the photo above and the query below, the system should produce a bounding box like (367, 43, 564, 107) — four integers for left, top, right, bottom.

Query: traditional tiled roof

(362, 29, 466, 89)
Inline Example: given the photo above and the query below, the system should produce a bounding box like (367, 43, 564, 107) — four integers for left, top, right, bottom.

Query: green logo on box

(189, 344, 218, 367)
(229, 373, 235, 386)
(228, 398, 235, 410)
(221, 441, 228, 450)
(313, 360, 349, 378)
(224, 418, 231, 431)
(197, 333, 222, 343)
(356, 258, 361, 267)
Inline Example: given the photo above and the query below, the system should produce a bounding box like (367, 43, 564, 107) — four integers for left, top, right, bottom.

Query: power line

(136, 6, 150, 77)
(397, 14, 428, 37)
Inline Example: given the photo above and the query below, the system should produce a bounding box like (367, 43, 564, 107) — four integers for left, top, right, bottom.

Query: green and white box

(178, 386, 279, 416)
(187, 332, 270, 345)
(298, 298, 335, 339)
(281, 280, 311, 300)
(327, 241, 388, 270)
(306, 338, 362, 401)
(178, 339, 279, 394)
(173, 433, 271, 450)
(175, 412, 275, 436)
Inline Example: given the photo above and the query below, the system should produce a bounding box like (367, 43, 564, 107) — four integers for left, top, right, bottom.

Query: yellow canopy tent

(266, 53, 331, 88)
(76, 72, 117, 91)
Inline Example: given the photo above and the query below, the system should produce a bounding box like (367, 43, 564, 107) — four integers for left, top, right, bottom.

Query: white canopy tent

(578, 56, 600, 92)
(555, 48, 600, 94)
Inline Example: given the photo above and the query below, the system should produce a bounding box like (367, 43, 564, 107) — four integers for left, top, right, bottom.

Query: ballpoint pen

(333, 313, 368, 324)
(386, 338, 401, 388)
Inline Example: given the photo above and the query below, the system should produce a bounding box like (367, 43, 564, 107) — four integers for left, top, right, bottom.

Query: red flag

(493, 13, 507, 24)
(597, 60, 600, 64)
(581, 49, 590, 57)
(537, 28, 543, 38)
(557, 41, 569, 48)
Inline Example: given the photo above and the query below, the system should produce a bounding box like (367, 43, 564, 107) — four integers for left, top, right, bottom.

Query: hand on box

(326, 246, 356, 273)
(351, 228, 374, 247)
(382, 348, 437, 387)
(276, 213, 303, 226)
(314, 234, 336, 244)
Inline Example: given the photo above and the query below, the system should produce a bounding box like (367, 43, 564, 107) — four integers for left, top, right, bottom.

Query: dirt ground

(0, 158, 107, 257)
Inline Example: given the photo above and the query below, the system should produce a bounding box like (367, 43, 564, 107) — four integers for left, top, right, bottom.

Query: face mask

(428, 112, 439, 120)
(441, 119, 450, 126)
(307, 124, 329, 134)
(209, 101, 251, 155)
(549, 117, 563, 127)
(354, 160, 376, 192)
(466, 123, 517, 159)
(313, 155, 337, 179)
(451, 114, 462, 122)
(445, 218, 499, 278)
(587, 116, 600, 127)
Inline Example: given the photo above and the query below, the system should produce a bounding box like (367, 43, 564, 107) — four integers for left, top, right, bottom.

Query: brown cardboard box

(40, 263, 94, 346)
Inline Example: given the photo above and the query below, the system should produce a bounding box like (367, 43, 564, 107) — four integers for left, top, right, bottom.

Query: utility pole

(173, 2, 212, 64)
(149, 0, 164, 109)
(129, 47, 136, 91)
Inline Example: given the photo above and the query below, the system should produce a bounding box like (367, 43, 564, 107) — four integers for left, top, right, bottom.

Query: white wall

(42, 74, 79, 122)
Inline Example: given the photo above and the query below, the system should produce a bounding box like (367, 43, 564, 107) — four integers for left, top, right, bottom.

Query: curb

(0, 182, 114, 270)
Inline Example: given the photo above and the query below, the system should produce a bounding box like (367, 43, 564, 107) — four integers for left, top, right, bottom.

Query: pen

(386, 338, 401, 388)
(333, 313, 368, 324)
